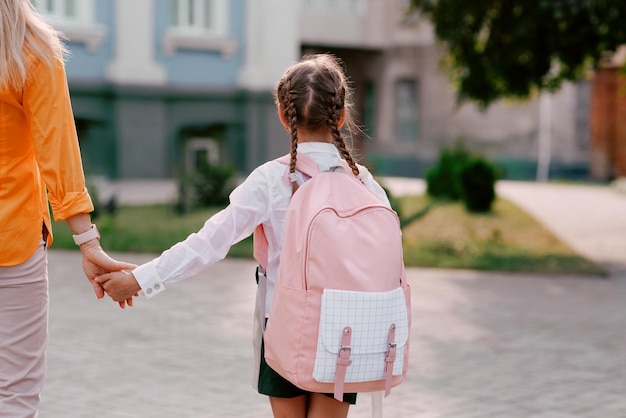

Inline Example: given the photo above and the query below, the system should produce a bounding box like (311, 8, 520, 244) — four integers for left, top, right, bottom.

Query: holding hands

(79, 240, 139, 308)
(95, 270, 142, 306)
(67, 215, 139, 308)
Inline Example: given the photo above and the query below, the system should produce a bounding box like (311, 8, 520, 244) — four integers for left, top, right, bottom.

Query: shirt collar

(297, 142, 339, 156)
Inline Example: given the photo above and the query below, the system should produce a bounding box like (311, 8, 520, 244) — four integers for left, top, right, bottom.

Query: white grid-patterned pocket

(313, 287, 409, 383)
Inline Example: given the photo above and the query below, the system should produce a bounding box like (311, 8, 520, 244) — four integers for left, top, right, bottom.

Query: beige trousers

(0, 241, 48, 418)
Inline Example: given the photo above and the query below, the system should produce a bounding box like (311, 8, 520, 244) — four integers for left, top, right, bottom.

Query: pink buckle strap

(384, 323, 397, 397)
(334, 326, 353, 401)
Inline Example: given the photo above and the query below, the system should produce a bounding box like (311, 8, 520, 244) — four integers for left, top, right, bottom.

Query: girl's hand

(79, 240, 136, 300)
(95, 271, 142, 308)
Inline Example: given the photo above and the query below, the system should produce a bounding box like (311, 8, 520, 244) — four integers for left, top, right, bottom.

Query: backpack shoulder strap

(255, 152, 350, 269)
(275, 153, 320, 178)
(254, 153, 318, 270)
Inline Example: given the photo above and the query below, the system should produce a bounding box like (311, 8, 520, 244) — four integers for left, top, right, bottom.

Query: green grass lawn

(51, 205, 254, 259)
(50, 196, 605, 277)
(398, 195, 605, 276)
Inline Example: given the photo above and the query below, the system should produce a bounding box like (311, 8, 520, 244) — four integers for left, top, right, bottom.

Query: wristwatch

(72, 224, 100, 246)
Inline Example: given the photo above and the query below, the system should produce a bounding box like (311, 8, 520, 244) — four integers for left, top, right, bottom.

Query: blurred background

(34, 0, 626, 187)
(36, 0, 626, 276)
(35, 2, 626, 416)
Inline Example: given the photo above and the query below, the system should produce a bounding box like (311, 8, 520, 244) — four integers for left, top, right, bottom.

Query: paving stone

(38, 251, 626, 417)
(37, 181, 626, 417)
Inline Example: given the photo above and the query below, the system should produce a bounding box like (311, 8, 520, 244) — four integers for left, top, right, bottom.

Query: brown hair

(275, 54, 359, 193)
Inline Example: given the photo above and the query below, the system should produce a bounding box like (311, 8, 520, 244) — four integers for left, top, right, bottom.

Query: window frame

(394, 78, 421, 142)
(34, 0, 106, 51)
(185, 138, 221, 173)
(163, 0, 237, 57)
(301, 0, 367, 15)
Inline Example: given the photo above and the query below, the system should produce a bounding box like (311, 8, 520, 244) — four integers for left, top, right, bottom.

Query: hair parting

(275, 54, 360, 194)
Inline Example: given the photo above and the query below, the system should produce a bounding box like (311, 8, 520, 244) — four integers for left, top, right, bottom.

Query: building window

(34, 0, 106, 51)
(38, 0, 77, 21)
(164, 0, 237, 56)
(395, 79, 420, 142)
(170, 0, 227, 36)
(302, 0, 367, 14)
(185, 138, 220, 174)
(363, 81, 377, 137)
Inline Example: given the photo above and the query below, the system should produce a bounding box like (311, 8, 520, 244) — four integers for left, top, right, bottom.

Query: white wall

(107, 0, 166, 85)
(237, 0, 301, 91)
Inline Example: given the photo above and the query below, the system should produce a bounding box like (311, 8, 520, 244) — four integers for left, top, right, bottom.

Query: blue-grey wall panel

(64, 0, 114, 81)
(153, 0, 246, 86)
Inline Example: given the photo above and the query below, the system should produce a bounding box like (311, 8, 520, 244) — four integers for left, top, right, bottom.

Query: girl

(97, 54, 391, 418)
(0, 1, 134, 415)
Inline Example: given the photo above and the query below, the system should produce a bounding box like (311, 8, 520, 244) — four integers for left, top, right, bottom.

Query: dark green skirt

(257, 338, 357, 405)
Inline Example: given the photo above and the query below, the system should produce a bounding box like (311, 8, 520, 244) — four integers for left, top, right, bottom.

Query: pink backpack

(254, 153, 411, 402)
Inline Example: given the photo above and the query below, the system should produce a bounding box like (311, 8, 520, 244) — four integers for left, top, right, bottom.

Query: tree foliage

(409, 0, 626, 107)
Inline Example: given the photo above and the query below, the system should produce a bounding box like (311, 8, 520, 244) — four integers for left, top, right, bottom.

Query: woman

(0, 1, 134, 416)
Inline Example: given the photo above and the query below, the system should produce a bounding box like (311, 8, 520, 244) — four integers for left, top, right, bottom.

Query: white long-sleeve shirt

(133, 142, 391, 314)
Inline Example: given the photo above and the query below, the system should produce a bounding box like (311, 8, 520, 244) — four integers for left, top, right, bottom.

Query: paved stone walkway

(496, 180, 626, 274)
(38, 181, 626, 417)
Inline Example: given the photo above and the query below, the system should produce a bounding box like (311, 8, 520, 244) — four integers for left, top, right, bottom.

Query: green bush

(178, 161, 235, 211)
(459, 158, 498, 212)
(426, 146, 471, 200)
(426, 144, 499, 212)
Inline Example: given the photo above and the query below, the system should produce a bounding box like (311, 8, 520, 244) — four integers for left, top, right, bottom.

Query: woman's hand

(80, 240, 137, 308)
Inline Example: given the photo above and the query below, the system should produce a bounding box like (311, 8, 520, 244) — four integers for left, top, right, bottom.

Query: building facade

(39, 0, 592, 182)
(38, 0, 264, 181)
(294, 0, 591, 179)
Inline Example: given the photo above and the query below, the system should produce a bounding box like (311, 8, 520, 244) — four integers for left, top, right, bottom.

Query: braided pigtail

(276, 54, 361, 190)
(282, 80, 300, 195)
(329, 86, 359, 177)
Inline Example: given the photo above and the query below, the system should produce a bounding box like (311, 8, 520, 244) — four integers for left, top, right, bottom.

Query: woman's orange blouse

(0, 56, 93, 266)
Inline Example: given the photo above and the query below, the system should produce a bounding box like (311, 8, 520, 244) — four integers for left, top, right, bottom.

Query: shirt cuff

(133, 262, 165, 300)
(48, 189, 94, 221)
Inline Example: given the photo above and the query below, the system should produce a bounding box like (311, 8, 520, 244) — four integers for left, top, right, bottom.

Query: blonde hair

(275, 54, 360, 194)
(0, 0, 65, 89)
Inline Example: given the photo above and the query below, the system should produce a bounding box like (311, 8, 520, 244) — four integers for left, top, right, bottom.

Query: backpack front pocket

(313, 287, 409, 383)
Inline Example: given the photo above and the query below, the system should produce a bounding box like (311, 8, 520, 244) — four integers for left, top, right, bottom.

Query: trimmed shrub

(178, 161, 235, 211)
(426, 146, 471, 200)
(459, 157, 498, 212)
(192, 161, 234, 206)
(427, 144, 499, 213)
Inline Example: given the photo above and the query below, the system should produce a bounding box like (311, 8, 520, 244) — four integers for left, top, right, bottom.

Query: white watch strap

(72, 224, 100, 246)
